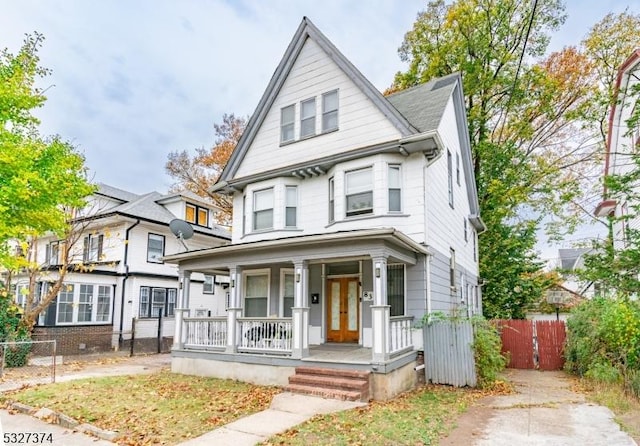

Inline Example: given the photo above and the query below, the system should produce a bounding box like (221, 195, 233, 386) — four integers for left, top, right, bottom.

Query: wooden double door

(327, 278, 359, 343)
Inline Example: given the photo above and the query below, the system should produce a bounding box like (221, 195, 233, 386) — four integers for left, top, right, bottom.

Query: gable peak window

(345, 167, 373, 217)
(281, 104, 295, 143)
(253, 188, 274, 231)
(300, 98, 316, 138)
(322, 90, 339, 132)
(388, 165, 402, 212)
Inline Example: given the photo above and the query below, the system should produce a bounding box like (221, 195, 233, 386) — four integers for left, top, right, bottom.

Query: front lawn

(1, 370, 280, 445)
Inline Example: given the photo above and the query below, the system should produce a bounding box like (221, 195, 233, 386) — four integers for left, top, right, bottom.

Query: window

(281, 270, 294, 318)
(328, 177, 335, 223)
(253, 188, 274, 231)
(203, 275, 215, 294)
(78, 284, 93, 322)
(57, 284, 74, 324)
(242, 195, 247, 236)
(186, 203, 209, 227)
(447, 150, 454, 208)
(244, 271, 269, 317)
(322, 90, 338, 132)
(449, 248, 456, 289)
(387, 264, 405, 317)
(300, 98, 316, 138)
(345, 168, 373, 216)
(45, 241, 61, 265)
(388, 165, 402, 212)
(139, 287, 177, 318)
(281, 104, 295, 143)
(147, 234, 165, 263)
(83, 234, 103, 262)
(456, 153, 461, 186)
(285, 186, 297, 227)
(97, 285, 111, 322)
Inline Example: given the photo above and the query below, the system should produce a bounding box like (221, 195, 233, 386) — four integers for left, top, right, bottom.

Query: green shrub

(472, 316, 507, 388)
(585, 362, 621, 384)
(0, 286, 31, 368)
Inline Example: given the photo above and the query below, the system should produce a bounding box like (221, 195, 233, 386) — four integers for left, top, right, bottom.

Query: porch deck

(305, 343, 372, 364)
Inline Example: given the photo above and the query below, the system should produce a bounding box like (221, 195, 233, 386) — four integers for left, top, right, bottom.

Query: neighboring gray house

(11, 183, 230, 354)
(556, 248, 596, 299)
(165, 17, 485, 400)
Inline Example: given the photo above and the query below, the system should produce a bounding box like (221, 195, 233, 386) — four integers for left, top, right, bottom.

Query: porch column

(173, 269, 192, 350)
(371, 256, 390, 363)
(226, 266, 243, 353)
(291, 260, 309, 359)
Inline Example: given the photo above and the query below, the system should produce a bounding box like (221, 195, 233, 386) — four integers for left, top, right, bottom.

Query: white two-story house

(11, 183, 230, 355)
(165, 17, 485, 400)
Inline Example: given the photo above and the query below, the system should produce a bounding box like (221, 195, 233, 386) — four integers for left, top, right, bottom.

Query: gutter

(118, 219, 140, 348)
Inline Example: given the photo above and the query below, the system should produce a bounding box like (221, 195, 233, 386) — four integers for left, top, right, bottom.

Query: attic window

(281, 105, 295, 143)
(322, 90, 338, 132)
(186, 203, 209, 227)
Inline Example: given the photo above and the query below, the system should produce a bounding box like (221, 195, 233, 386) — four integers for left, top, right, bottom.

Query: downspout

(118, 219, 141, 348)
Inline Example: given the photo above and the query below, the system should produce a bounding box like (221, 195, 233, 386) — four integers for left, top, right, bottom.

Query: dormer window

(322, 90, 339, 132)
(185, 203, 209, 227)
(300, 98, 316, 138)
(345, 167, 373, 217)
(281, 104, 295, 143)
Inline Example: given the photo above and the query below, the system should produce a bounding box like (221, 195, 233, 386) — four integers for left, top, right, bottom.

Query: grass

(261, 384, 487, 446)
(1, 370, 281, 445)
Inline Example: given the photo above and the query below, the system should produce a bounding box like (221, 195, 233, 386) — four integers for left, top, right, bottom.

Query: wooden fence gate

(494, 320, 566, 370)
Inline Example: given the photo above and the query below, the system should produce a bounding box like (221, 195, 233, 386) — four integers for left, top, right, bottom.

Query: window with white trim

(244, 270, 270, 317)
(388, 165, 402, 212)
(78, 284, 93, 322)
(285, 186, 297, 227)
(322, 90, 338, 132)
(147, 233, 165, 263)
(345, 167, 373, 216)
(281, 104, 295, 143)
(253, 188, 274, 231)
(139, 287, 176, 318)
(387, 264, 405, 317)
(203, 275, 215, 294)
(45, 241, 62, 265)
(300, 98, 316, 138)
(56, 283, 112, 324)
(83, 234, 103, 262)
(328, 177, 335, 223)
(57, 284, 74, 324)
(281, 269, 294, 318)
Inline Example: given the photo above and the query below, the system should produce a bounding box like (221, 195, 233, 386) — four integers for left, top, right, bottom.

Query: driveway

(441, 369, 637, 445)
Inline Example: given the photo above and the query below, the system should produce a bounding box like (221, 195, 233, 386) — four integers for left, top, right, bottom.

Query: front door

(327, 278, 359, 343)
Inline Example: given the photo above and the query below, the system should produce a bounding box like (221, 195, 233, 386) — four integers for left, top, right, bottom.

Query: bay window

(388, 165, 402, 212)
(285, 186, 297, 227)
(345, 167, 373, 216)
(253, 188, 274, 231)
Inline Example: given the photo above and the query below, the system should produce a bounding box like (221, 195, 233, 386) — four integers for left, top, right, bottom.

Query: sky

(2, 0, 639, 260)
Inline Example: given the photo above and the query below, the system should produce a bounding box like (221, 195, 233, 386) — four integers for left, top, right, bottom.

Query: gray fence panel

(423, 320, 477, 387)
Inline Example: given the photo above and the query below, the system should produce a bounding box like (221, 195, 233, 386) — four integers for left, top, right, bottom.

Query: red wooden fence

(494, 319, 566, 370)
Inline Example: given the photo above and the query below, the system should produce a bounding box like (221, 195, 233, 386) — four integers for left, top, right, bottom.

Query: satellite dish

(170, 219, 194, 251)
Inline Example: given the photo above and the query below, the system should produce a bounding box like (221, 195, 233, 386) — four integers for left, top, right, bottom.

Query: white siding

(236, 38, 401, 178)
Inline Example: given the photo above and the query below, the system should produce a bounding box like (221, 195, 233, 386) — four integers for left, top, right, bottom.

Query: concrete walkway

(177, 392, 365, 446)
(441, 369, 637, 446)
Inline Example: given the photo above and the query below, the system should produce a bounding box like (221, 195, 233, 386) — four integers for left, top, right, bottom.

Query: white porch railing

(237, 318, 292, 355)
(390, 315, 414, 356)
(183, 317, 227, 349)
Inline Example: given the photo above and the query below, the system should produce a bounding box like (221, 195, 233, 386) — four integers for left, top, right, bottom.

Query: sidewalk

(441, 369, 637, 446)
(177, 392, 365, 446)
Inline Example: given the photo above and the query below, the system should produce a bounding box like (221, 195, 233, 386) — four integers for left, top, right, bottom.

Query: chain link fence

(0, 340, 57, 391)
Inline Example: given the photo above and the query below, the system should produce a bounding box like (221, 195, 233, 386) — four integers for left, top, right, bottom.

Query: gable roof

(88, 184, 230, 240)
(558, 248, 592, 271)
(220, 17, 417, 183)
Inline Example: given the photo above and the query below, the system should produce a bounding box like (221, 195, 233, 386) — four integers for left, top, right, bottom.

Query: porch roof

(163, 228, 430, 269)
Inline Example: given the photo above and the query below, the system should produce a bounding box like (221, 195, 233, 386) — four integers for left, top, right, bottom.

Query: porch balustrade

(183, 317, 227, 349)
(237, 318, 293, 354)
(389, 315, 414, 355)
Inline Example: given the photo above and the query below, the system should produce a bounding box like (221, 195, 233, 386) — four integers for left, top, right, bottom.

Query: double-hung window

(300, 98, 316, 138)
(388, 165, 402, 212)
(57, 284, 74, 324)
(139, 287, 176, 318)
(203, 275, 215, 294)
(83, 234, 103, 262)
(328, 177, 335, 223)
(253, 188, 274, 231)
(447, 150, 454, 208)
(322, 90, 338, 132)
(244, 271, 269, 317)
(96, 285, 111, 322)
(186, 203, 209, 227)
(281, 270, 294, 318)
(281, 105, 295, 143)
(55, 283, 112, 324)
(147, 233, 165, 263)
(387, 264, 405, 317)
(450, 248, 456, 290)
(345, 167, 373, 217)
(78, 284, 94, 322)
(285, 186, 297, 227)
